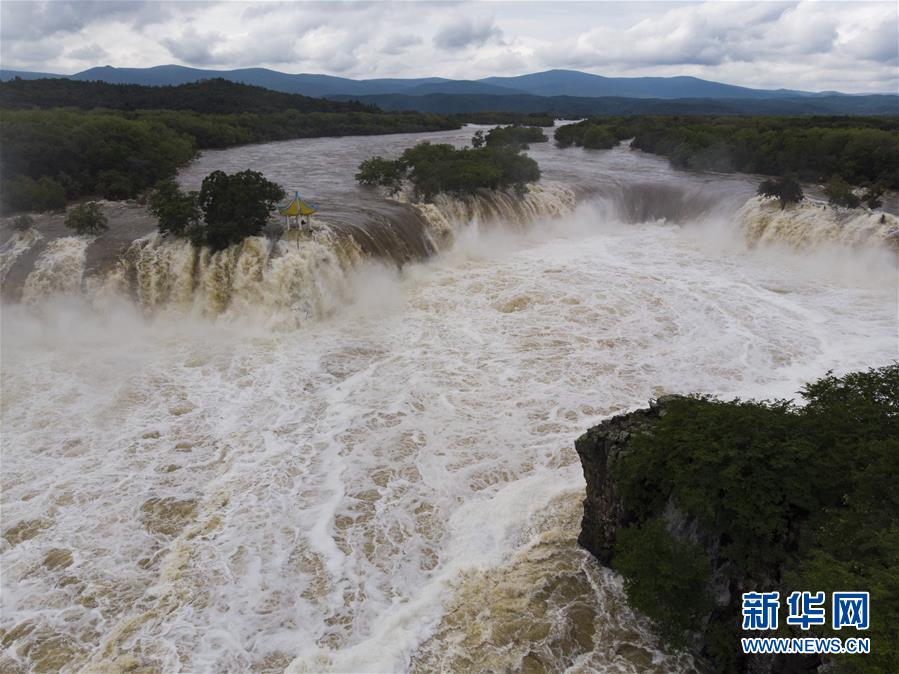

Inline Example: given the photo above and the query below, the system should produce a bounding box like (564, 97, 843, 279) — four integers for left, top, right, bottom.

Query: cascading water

(2, 130, 896, 674)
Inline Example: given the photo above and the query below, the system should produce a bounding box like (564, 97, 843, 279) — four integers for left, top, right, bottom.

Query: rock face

(575, 398, 820, 674)
(575, 401, 664, 563)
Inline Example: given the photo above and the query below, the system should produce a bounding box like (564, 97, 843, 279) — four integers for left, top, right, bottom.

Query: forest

(0, 78, 461, 213)
(555, 116, 899, 188)
(0, 77, 377, 114)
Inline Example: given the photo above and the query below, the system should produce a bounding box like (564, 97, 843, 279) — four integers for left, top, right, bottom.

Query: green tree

(582, 125, 617, 150)
(613, 518, 713, 648)
(861, 185, 884, 210)
(149, 179, 201, 238)
(64, 201, 108, 235)
(194, 170, 285, 251)
(355, 156, 403, 194)
(471, 130, 485, 148)
(824, 177, 861, 208)
(757, 175, 804, 209)
(12, 214, 34, 231)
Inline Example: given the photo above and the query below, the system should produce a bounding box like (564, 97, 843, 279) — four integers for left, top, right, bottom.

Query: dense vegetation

(355, 134, 541, 201)
(150, 171, 284, 251)
(0, 104, 459, 213)
(757, 175, 804, 209)
(610, 365, 899, 673)
(555, 116, 899, 189)
(1, 109, 195, 212)
(482, 125, 547, 149)
(0, 77, 377, 114)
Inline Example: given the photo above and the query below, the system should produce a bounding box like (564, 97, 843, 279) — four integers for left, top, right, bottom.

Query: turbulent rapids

(2, 128, 897, 673)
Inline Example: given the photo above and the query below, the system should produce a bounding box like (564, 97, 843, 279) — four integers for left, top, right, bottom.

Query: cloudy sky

(1, 1, 896, 93)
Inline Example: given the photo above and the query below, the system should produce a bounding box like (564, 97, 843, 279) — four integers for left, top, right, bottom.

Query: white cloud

(434, 16, 503, 50)
(0, 1, 895, 93)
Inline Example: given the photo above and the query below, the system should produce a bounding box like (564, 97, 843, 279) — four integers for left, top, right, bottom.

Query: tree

(471, 130, 485, 148)
(823, 177, 861, 208)
(355, 156, 403, 194)
(861, 185, 884, 210)
(149, 179, 201, 237)
(195, 170, 284, 251)
(757, 175, 804, 209)
(12, 214, 34, 231)
(64, 201, 108, 235)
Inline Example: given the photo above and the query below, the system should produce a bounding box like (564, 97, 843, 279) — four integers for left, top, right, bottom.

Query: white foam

(2, 199, 896, 673)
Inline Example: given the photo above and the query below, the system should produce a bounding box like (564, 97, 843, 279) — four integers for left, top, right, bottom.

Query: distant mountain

(479, 69, 818, 99)
(0, 64, 847, 100)
(330, 92, 899, 117)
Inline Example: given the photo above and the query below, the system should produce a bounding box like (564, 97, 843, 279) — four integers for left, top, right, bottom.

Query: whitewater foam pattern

(2, 199, 895, 673)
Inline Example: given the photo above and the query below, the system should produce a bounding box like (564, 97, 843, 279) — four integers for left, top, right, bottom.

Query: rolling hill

(0, 65, 843, 100)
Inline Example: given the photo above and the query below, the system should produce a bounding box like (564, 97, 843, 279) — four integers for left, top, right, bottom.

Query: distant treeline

(556, 116, 899, 188)
(0, 77, 377, 114)
(0, 107, 460, 213)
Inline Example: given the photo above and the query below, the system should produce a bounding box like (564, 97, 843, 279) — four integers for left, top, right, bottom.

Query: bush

(862, 185, 884, 209)
(64, 201, 108, 235)
(149, 179, 201, 238)
(757, 175, 804, 209)
(194, 170, 284, 251)
(824, 177, 861, 208)
(12, 214, 34, 231)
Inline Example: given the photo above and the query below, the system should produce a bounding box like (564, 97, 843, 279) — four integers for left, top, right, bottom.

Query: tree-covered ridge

(0, 108, 460, 213)
(555, 116, 899, 189)
(0, 77, 377, 114)
(355, 138, 541, 202)
(610, 365, 899, 673)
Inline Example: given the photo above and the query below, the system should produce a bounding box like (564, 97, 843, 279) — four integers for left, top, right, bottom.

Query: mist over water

(2, 129, 897, 673)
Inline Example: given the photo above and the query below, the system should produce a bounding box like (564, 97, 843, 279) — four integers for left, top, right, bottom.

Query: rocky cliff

(574, 397, 820, 674)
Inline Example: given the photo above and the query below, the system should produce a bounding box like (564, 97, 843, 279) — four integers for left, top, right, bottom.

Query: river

(1, 126, 896, 673)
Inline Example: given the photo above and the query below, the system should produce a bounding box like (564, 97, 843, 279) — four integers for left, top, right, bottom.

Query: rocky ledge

(574, 397, 820, 674)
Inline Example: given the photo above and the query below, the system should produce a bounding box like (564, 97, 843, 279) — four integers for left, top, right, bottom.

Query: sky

(1, 1, 897, 93)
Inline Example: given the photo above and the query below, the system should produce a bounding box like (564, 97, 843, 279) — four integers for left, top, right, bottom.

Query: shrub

(12, 214, 34, 231)
(757, 175, 804, 209)
(64, 201, 108, 235)
(824, 177, 861, 208)
(862, 185, 884, 209)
